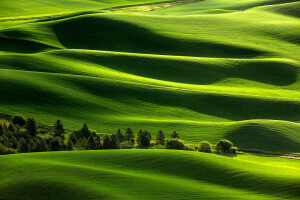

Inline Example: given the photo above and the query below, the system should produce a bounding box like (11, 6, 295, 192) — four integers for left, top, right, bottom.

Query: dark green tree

(12, 116, 26, 127)
(66, 139, 74, 151)
(54, 120, 65, 136)
(87, 135, 96, 150)
(138, 131, 151, 146)
(95, 134, 101, 149)
(111, 134, 121, 149)
(36, 139, 48, 152)
(69, 133, 77, 145)
(49, 138, 61, 151)
(8, 124, 15, 133)
(0, 124, 3, 136)
(18, 138, 30, 153)
(116, 129, 125, 143)
(171, 131, 180, 139)
(125, 128, 134, 143)
(80, 123, 91, 139)
(156, 130, 165, 145)
(102, 135, 112, 149)
(26, 118, 37, 136)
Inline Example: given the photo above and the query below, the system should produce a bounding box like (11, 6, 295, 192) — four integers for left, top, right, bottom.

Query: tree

(8, 124, 15, 133)
(12, 116, 26, 127)
(103, 135, 112, 149)
(0, 124, 3, 136)
(26, 118, 37, 136)
(111, 134, 121, 149)
(166, 139, 185, 150)
(36, 139, 48, 152)
(66, 139, 74, 151)
(69, 133, 77, 145)
(49, 138, 61, 151)
(116, 129, 125, 143)
(171, 131, 180, 139)
(95, 134, 101, 149)
(156, 130, 165, 145)
(216, 139, 233, 153)
(80, 123, 91, 139)
(54, 120, 65, 136)
(125, 128, 134, 143)
(198, 141, 212, 153)
(138, 131, 151, 146)
(87, 135, 96, 150)
(18, 138, 30, 153)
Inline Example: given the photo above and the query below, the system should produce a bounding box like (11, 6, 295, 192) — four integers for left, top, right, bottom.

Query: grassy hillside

(0, 0, 299, 153)
(0, 150, 299, 200)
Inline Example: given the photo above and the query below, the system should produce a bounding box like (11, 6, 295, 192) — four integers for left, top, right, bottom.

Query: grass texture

(0, 0, 299, 153)
(0, 150, 300, 200)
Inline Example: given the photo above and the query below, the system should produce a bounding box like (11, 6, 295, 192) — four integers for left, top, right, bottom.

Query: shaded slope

(0, 150, 300, 200)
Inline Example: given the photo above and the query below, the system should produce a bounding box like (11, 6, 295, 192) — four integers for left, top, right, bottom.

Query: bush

(171, 131, 180, 139)
(0, 144, 17, 155)
(12, 116, 26, 127)
(166, 139, 185, 150)
(54, 120, 65, 136)
(231, 147, 238, 154)
(198, 141, 212, 153)
(216, 139, 233, 153)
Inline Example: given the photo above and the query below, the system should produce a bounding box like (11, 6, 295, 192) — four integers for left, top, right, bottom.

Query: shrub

(166, 139, 185, 150)
(69, 133, 77, 145)
(171, 131, 180, 139)
(156, 130, 165, 145)
(231, 147, 238, 154)
(12, 116, 26, 127)
(0, 124, 3, 136)
(198, 141, 212, 153)
(0, 143, 17, 155)
(216, 139, 233, 153)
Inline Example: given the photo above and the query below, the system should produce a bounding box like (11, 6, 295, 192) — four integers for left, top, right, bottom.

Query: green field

(1, 0, 300, 199)
(1, 150, 300, 200)
(1, 0, 300, 153)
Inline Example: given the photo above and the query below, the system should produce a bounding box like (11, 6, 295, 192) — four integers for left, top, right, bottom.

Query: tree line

(0, 114, 237, 155)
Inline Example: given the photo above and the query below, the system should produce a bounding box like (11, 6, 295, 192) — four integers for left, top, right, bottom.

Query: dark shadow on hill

(225, 123, 300, 153)
(0, 36, 56, 54)
(52, 15, 265, 58)
(0, 180, 111, 200)
(55, 50, 298, 86)
(56, 74, 300, 122)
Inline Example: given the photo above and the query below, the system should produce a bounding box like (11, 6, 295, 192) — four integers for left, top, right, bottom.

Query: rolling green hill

(0, 0, 299, 153)
(1, 150, 300, 200)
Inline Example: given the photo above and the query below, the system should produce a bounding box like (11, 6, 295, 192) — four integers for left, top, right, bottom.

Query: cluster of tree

(0, 114, 238, 155)
(0, 116, 75, 154)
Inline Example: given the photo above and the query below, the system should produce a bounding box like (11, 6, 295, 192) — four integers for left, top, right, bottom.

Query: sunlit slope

(1, 150, 300, 200)
(0, 0, 169, 20)
(0, 0, 299, 152)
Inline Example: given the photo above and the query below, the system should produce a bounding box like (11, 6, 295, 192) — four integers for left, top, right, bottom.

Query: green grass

(0, 150, 299, 200)
(0, 0, 299, 153)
